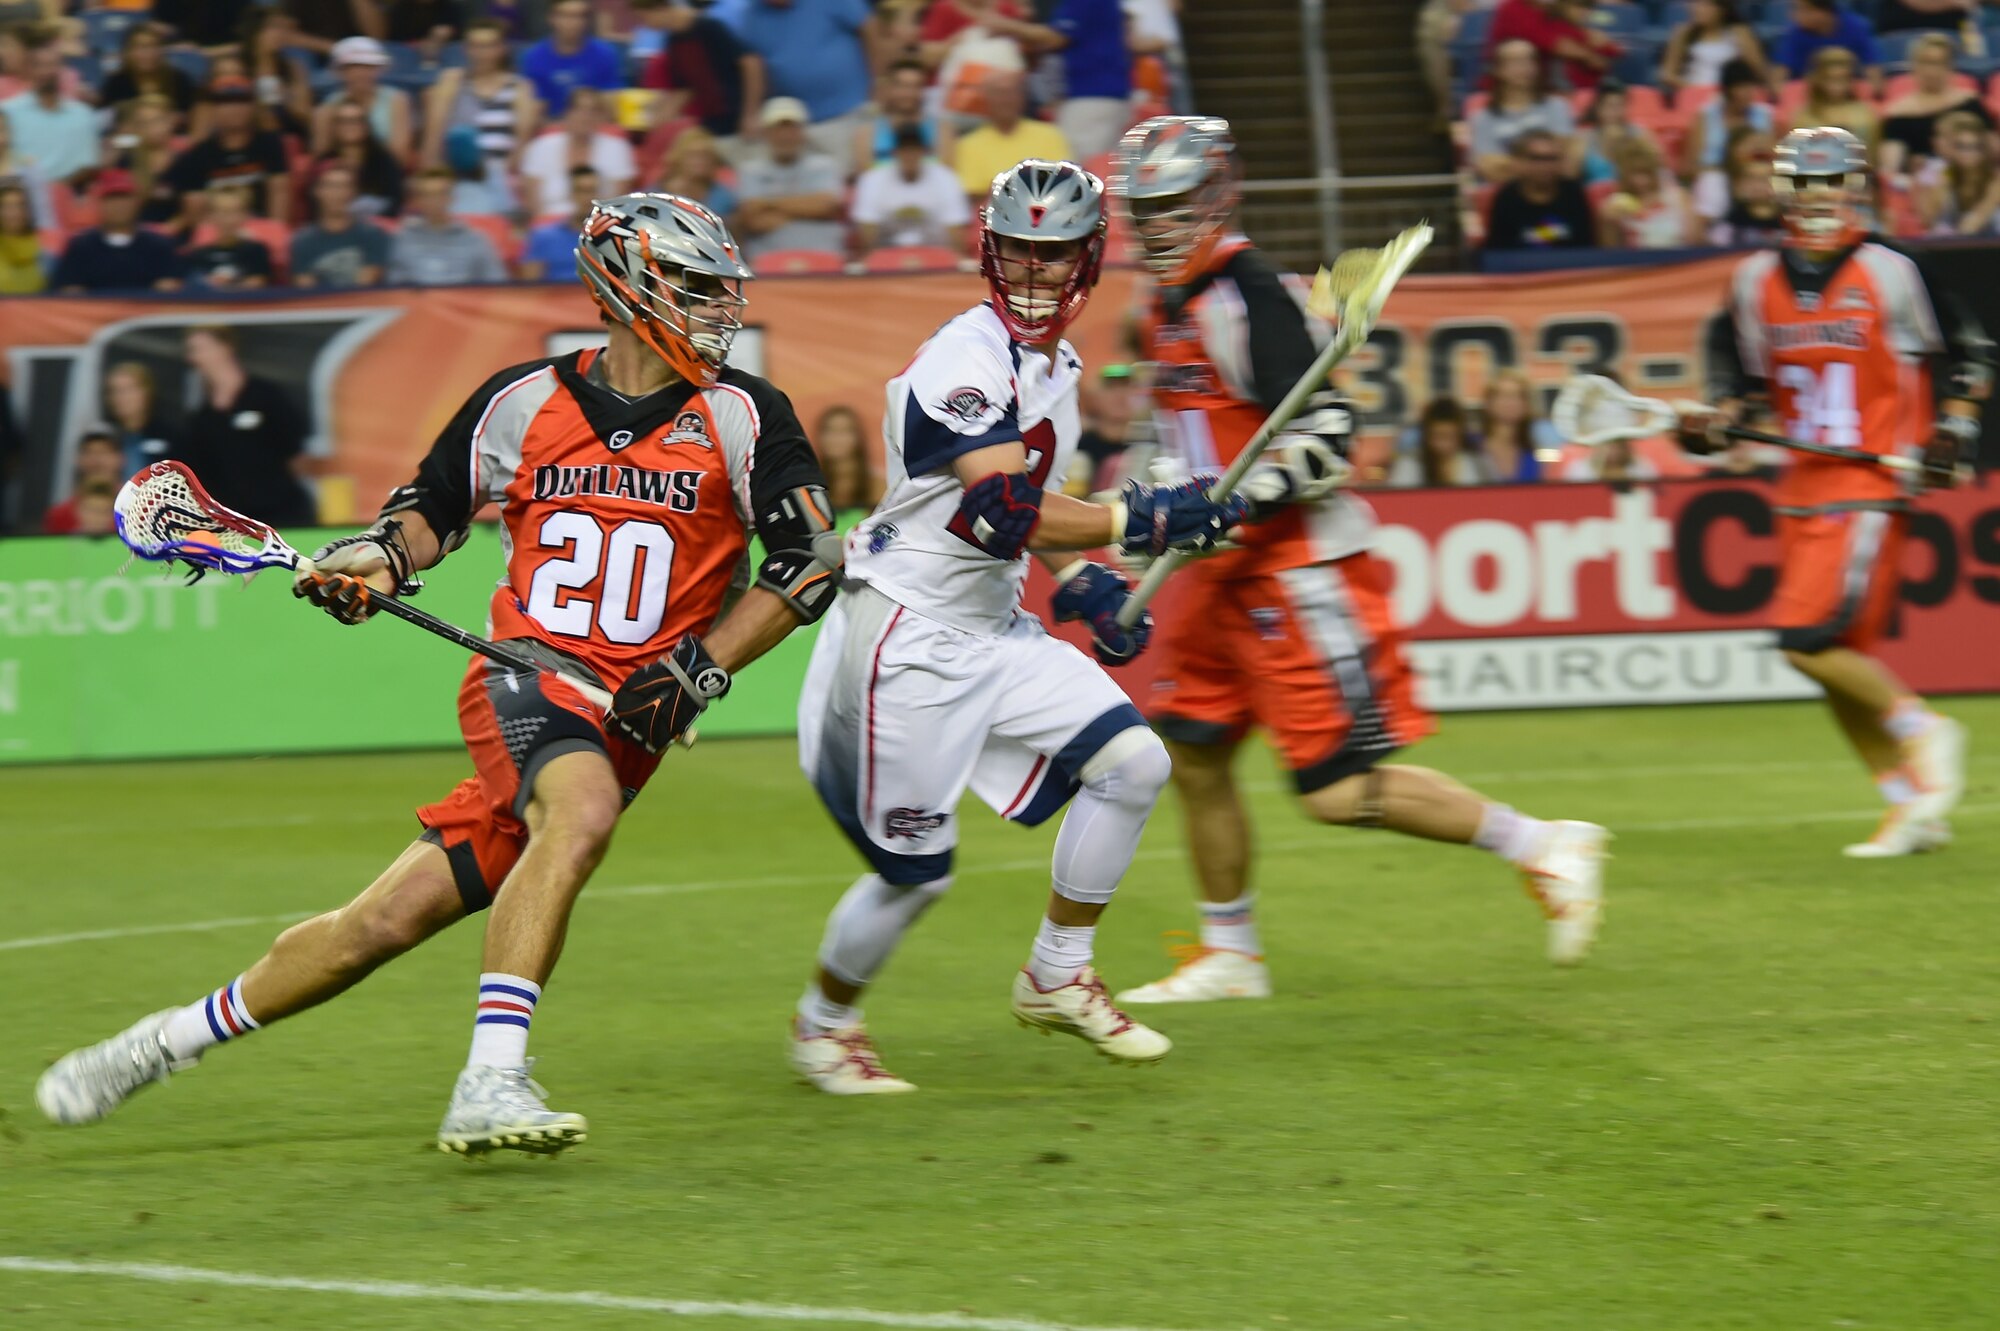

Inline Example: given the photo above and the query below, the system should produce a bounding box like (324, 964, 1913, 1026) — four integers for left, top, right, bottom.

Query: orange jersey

(1138, 236, 1373, 577)
(392, 347, 820, 688)
(1724, 242, 1945, 510)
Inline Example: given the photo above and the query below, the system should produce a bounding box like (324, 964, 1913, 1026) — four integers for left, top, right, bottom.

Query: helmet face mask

(1772, 127, 1869, 254)
(1113, 115, 1241, 284)
(575, 193, 753, 386)
(979, 159, 1106, 343)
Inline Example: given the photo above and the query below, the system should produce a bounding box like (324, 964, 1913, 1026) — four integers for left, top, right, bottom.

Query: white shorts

(799, 583, 1149, 884)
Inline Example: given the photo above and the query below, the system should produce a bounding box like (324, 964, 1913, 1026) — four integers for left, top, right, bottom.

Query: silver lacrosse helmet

(1110, 115, 1242, 283)
(1772, 126, 1869, 252)
(575, 192, 752, 387)
(979, 158, 1107, 342)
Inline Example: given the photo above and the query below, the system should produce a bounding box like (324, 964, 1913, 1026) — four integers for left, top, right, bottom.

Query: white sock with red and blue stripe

(467, 973, 539, 1069)
(161, 976, 261, 1061)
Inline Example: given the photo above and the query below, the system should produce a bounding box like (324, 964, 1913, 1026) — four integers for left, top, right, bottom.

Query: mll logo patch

(867, 522, 899, 554)
(666, 409, 712, 448)
(941, 386, 993, 422)
(1249, 607, 1287, 641)
(884, 807, 947, 840)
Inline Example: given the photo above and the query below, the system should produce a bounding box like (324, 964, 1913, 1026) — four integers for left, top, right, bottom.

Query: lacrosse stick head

(1307, 223, 1434, 339)
(1550, 375, 1680, 448)
(115, 461, 302, 578)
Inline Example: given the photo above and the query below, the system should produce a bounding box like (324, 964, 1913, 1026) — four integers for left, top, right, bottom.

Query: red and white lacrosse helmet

(978, 159, 1108, 343)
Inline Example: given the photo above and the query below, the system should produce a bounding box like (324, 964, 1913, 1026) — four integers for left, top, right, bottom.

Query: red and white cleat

(1520, 820, 1610, 966)
(1011, 966, 1172, 1063)
(1114, 940, 1271, 1005)
(790, 1021, 916, 1095)
(1843, 804, 1952, 858)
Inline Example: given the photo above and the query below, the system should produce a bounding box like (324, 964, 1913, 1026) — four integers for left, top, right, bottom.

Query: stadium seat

(860, 246, 965, 274)
(82, 10, 146, 57)
(753, 249, 846, 275)
(1454, 8, 1494, 55)
(166, 49, 211, 86)
(1590, 4, 1652, 38)
(1881, 71, 1981, 102)
(1876, 31, 1925, 70)
(460, 212, 522, 268)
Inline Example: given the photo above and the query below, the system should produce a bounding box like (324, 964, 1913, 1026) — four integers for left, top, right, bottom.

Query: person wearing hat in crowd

(312, 36, 414, 161)
(164, 75, 292, 228)
(51, 170, 184, 292)
(735, 95, 844, 262)
(850, 122, 970, 258)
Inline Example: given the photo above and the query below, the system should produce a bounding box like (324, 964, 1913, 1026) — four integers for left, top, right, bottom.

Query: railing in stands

(1299, 0, 1341, 258)
(1238, 175, 1460, 269)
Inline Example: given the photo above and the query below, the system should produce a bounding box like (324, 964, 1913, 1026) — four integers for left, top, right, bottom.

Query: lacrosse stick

(1114, 221, 1434, 627)
(1551, 374, 1952, 478)
(114, 461, 616, 712)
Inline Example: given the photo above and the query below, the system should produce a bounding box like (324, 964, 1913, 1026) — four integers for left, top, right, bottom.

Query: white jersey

(845, 303, 1082, 635)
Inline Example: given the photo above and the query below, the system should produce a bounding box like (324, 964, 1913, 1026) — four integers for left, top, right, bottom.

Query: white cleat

(1114, 944, 1271, 1005)
(36, 1010, 195, 1125)
(1903, 717, 1967, 827)
(790, 1022, 916, 1095)
(1843, 806, 1952, 858)
(436, 1063, 588, 1156)
(1520, 821, 1610, 967)
(1011, 966, 1172, 1064)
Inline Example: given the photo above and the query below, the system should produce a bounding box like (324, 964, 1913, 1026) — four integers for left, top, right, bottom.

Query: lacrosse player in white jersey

(790, 160, 1259, 1093)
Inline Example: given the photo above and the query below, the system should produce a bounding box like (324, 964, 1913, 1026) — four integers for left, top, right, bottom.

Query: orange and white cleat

(1011, 967, 1171, 1063)
(1114, 937, 1271, 1005)
(1520, 820, 1610, 966)
(1842, 804, 1951, 859)
(790, 1021, 916, 1095)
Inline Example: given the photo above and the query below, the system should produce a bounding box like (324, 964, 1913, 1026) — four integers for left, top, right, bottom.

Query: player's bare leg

(438, 749, 622, 1155)
(37, 843, 466, 1125)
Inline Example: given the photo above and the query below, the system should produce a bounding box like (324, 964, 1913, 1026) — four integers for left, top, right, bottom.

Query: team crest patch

(1796, 291, 1822, 312)
(666, 409, 712, 448)
(884, 807, 947, 840)
(1835, 286, 1872, 311)
(941, 386, 994, 422)
(607, 429, 636, 452)
(867, 522, 899, 554)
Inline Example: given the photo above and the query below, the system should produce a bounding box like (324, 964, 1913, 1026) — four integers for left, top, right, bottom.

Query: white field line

(0, 1257, 1227, 1331)
(2, 802, 1994, 957)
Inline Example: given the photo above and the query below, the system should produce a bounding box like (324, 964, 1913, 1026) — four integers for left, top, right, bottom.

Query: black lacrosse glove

(610, 634, 732, 754)
(1924, 414, 1979, 490)
(292, 523, 421, 625)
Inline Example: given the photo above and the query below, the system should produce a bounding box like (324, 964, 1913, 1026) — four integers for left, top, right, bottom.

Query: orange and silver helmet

(1110, 115, 1242, 285)
(575, 192, 752, 387)
(1773, 126, 1870, 253)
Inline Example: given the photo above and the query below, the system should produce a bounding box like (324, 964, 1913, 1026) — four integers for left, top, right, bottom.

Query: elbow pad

(1947, 360, 1995, 404)
(379, 482, 470, 559)
(946, 471, 1043, 560)
(756, 484, 842, 622)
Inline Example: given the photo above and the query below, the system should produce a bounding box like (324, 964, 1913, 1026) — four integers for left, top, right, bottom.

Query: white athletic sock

(1884, 700, 1939, 744)
(796, 985, 860, 1036)
(1027, 918, 1096, 988)
(1198, 893, 1261, 957)
(1473, 804, 1553, 867)
(466, 972, 539, 1069)
(1877, 769, 1918, 806)
(162, 976, 260, 1061)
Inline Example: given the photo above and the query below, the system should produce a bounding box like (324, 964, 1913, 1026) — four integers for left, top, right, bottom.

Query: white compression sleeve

(816, 873, 953, 987)
(1051, 728, 1173, 905)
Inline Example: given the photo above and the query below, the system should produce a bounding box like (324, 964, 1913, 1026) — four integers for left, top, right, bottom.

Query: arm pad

(946, 470, 1043, 560)
(754, 483, 842, 622)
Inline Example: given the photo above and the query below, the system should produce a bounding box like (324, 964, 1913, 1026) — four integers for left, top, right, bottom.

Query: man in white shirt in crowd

(735, 96, 845, 262)
(851, 124, 970, 258)
(1, 35, 99, 189)
(388, 167, 508, 285)
(517, 88, 636, 220)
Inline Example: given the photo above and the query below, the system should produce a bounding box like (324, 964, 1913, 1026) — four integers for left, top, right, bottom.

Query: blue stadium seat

(165, 48, 211, 85)
(1453, 8, 1495, 56)
(64, 53, 101, 90)
(1876, 30, 1925, 69)
(1593, 4, 1652, 38)
(384, 42, 428, 79)
(1612, 39, 1659, 86)
(82, 10, 146, 58)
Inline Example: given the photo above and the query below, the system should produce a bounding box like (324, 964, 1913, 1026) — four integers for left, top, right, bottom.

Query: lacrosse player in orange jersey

(1108, 117, 1609, 1007)
(1683, 126, 1988, 857)
(38, 195, 842, 1154)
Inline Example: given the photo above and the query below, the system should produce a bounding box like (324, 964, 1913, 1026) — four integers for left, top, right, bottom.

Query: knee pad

(1078, 726, 1172, 808)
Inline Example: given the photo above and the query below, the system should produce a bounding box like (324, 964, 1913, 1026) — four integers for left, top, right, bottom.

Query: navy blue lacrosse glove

(1051, 560, 1152, 666)
(1117, 474, 1252, 557)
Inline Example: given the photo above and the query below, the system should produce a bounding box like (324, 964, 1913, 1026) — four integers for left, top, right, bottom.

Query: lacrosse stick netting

(115, 461, 301, 577)
(1550, 375, 1684, 448)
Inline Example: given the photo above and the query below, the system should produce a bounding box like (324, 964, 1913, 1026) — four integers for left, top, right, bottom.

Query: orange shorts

(1772, 508, 1907, 654)
(416, 655, 659, 912)
(1145, 553, 1436, 793)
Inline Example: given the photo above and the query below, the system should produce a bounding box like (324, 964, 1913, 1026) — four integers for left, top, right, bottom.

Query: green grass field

(1, 699, 1996, 1331)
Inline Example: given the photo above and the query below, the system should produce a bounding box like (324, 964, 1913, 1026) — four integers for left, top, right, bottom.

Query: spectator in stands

(648, 126, 737, 220)
(40, 432, 126, 535)
(735, 95, 845, 262)
(181, 322, 317, 528)
(183, 183, 275, 289)
(1685, 58, 1774, 182)
(1487, 0, 1616, 92)
(0, 96, 52, 228)
(1880, 32, 1989, 182)
(519, 0, 624, 117)
(312, 36, 413, 162)
(388, 166, 507, 284)
(423, 19, 539, 185)
(282, 0, 385, 57)
(1477, 370, 1553, 482)
(713, 0, 878, 173)
(851, 57, 956, 175)
(1916, 108, 2000, 233)
(519, 163, 595, 280)
(1126, 0, 1191, 115)
(0, 178, 45, 293)
(53, 170, 183, 291)
(813, 403, 882, 514)
(973, 0, 1133, 160)
(1470, 41, 1577, 183)
(852, 123, 970, 257)
(1659, 1, 1771, 96)
(1703, 128, 1785, 245)
(1069, 362, 1135, 495)
(152, 0, 257, 56)
(242, 8, 318, 138)
(1419, 0, 1499, 128)
(518, 88, 636, 222)
(1789, 45, 1879, 152)
(634, 0, 764, 148)
(953, 69, 1071, 199)
(1597, 138, 1698, 248)
(1577, 79, 1660, 185)
(110, 95, 187, 226)
(1775, 0, 1880, 85)
(1391, 398, 1488, 487)
(321, 101, 406, 218)
(100, 23, 200, 120)
(291, 162, 391, 287)
(1872, 0, 1976, 34)
(1, 32, 98, 188)
(105, 361, 177, 479)
(165, 76, 291, 226)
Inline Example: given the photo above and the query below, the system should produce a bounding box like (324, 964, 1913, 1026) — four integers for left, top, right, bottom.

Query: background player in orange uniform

(1108, 117, 1609, 1007)
(1685, 126, 1987, 858)
(38, 195, 842, 1154)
